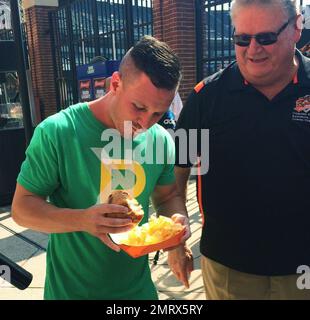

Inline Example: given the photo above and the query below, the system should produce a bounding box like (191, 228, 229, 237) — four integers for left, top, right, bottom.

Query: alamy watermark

(0, 265, 12, 288)
(92, 121, 209, 175)
(296, 265, 310, 290)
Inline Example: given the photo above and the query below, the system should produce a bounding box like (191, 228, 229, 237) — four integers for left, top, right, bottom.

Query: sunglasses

(233, 17, 295, 47)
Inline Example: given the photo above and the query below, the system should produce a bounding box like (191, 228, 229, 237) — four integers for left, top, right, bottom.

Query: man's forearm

(153, 193, 188, 218)
(12, 184, 137, 251)
(174, 166, 191, 202)
(151, 167, 192, 218)
(12, 194, 85, 234)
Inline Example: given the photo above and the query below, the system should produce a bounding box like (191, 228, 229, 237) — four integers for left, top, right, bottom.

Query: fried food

(121, 215, 184, 246)
(105, 190, 144, 224)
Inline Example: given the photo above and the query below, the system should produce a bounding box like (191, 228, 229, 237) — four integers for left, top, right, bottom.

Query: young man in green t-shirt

(12, 36, 193, 299)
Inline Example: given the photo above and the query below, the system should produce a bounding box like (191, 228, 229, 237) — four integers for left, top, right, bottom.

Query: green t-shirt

(17, 103, 175, 300)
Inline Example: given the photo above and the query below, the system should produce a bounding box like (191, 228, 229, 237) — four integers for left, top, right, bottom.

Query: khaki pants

(201, 255, 310, 300)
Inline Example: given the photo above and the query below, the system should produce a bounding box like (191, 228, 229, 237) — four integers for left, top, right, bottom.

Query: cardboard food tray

(110, 227, 185, 258)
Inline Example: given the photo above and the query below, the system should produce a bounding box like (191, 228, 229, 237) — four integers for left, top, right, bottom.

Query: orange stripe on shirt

(194, 81, 205, 93)
(197, 159, 205, 226)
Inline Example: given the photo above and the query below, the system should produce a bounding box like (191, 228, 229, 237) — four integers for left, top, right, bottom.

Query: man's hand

(167, 213, 193, 288)
(82, 204, 135, 252)
(12, 184, 134, 252)
(170, 213, 191, 243)
(163, 213, 191, 251)
(168, 245, 194, 288)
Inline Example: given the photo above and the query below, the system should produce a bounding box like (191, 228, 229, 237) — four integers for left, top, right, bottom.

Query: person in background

(170, 92, 183, 121)
(104, 76, 112, 93)
(157, 92, 183, 130)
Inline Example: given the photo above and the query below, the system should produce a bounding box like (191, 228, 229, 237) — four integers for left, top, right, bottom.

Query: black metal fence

(50, 0, 153, 109)
(195, 0, 233, 81)
(0, 28, 13, 40)
(196, 0, 306, 81)
(0, 1, 26, 42)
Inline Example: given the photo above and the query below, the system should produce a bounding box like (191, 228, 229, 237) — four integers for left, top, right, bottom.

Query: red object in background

(79, 79, 91, 101)
(93, 77, 106, 99)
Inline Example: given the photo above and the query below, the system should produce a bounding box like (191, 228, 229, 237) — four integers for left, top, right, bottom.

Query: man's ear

(111, 71, 121, 92)
(296, 14, 304, 31)
(294, 14, 303, 43)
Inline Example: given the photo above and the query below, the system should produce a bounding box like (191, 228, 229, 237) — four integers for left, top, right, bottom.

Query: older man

(175, 0, 310, 299)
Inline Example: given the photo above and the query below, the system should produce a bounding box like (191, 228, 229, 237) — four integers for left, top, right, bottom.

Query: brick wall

(153, 0, 197, 103)
(24, 5, 58, 121)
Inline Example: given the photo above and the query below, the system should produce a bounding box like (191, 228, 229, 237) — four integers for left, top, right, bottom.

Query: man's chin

(121, 129, 139, 139)
(132, 128, 146, 138)
(117, 123, 147, 139)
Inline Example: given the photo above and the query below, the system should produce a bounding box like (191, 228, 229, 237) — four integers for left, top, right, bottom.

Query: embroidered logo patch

(292, 95, 310, 123)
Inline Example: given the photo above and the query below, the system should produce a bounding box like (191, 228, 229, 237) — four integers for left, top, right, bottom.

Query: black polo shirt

(176, 50, 310, 275)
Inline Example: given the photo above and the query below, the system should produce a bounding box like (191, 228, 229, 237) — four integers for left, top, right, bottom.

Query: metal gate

(196, 0, 306, 81)
(50, 0, 153, 109)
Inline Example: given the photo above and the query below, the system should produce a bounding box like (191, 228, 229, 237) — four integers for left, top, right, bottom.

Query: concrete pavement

(0, 181, 205, 300)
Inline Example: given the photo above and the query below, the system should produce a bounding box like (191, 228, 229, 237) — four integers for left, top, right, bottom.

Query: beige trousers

(201, 255, 310, 300)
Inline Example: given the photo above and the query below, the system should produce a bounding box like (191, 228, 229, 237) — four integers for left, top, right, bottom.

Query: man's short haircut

(119, 35, 181, 91)
(230, 0, 299, 23)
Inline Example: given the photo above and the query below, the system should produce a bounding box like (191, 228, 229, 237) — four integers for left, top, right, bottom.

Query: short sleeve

(17, 125, 60, 197)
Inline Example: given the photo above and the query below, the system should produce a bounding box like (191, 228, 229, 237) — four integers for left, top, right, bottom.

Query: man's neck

(252, 57, 299, 101)
(88, 94, 114, 128)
